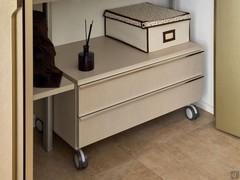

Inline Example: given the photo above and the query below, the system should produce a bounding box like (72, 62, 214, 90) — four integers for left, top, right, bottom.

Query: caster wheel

(185, 105, 200, 121)
(74, 150, 88, 170)
(35, 118, 43, 132)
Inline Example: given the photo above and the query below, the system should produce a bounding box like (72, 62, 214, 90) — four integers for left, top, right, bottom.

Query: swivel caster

(35, 118, 43, 132)
(185, 104, 200, 121)
(74, 150, 88, 170)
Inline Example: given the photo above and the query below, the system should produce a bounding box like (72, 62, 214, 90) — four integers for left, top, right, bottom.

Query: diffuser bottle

(78, 20, 94, 71)
(78, 45, 94, 71)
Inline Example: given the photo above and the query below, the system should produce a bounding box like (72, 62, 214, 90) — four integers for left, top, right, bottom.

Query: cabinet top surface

(55, 36, 203, 86)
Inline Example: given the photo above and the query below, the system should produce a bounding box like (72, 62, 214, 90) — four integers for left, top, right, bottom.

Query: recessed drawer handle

(80, 76, 204, 120)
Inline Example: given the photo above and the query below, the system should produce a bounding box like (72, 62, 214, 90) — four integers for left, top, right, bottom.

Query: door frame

(23, 0, 33, 179)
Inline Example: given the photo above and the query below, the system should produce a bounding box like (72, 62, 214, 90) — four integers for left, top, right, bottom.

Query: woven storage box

(104, 3, 191, 52)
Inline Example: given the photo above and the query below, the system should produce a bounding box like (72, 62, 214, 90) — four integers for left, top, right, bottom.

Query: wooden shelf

(33, 0, 58, 5)
(33, 77, 74, 101)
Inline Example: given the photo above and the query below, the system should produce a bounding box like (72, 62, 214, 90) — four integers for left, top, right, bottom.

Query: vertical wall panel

(215, 0, 240, 137)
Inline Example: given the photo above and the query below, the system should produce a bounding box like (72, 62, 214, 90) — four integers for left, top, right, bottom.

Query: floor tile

(93, 160, 162, 180)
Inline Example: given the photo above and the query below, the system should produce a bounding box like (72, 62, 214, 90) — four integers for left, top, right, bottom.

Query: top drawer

(78, 52, 203, 117)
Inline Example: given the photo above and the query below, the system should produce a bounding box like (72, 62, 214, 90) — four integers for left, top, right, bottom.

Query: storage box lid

(104, 2, 191, 29)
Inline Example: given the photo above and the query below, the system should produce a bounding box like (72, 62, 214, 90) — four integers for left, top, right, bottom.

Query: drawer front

(78, 78, 203, 148)
(78, 53, 203, 117)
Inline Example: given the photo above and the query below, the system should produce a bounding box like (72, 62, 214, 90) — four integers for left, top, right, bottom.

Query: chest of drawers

(53, 36, 204, 167)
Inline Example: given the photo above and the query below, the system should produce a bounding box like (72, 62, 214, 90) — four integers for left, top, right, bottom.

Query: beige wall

(0, 0, 18, 179)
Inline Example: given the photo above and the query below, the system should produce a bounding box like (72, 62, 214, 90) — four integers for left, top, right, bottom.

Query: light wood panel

(0, 0, 18, 180)
(16, 7, 24, 180)
(24, 0, 33, 179)
(215, 0, 240, 136)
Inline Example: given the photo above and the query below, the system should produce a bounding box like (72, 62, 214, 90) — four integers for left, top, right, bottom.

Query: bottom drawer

(79, 78, 203, 148)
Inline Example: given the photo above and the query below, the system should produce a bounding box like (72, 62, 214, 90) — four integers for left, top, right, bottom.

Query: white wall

(51, 0, 170, 45)
(173, 0, 215, 114)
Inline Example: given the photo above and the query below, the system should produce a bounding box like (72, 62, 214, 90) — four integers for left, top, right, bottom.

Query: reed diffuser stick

(86, 21, 94, 46)
(78, 20, 95, 71)
(85, 19, 88, 43)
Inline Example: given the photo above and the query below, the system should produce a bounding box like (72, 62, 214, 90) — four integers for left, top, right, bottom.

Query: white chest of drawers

(53, 36, 204, 168)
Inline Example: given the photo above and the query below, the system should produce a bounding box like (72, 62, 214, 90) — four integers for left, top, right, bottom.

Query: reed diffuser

(78, 20, 94, 71)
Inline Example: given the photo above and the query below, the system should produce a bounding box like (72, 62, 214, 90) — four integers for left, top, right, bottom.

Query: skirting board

(196, 100, 214, 115)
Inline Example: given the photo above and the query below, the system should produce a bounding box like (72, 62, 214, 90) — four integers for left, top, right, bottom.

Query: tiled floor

(34, 108, 240, 180)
